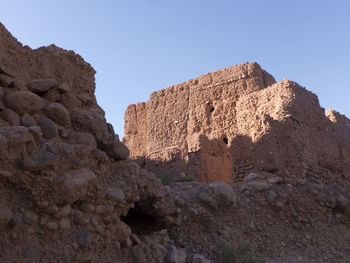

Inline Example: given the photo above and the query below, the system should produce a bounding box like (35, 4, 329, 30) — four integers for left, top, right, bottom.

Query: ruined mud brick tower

(123, 62, 350, 183)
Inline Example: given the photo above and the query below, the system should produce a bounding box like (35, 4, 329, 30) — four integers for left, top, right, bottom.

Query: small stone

(115, 221, 132, 241)
(46, 221, 58, 230)
(21, 114, 37, 127)
(0, 204, 13, 229)
(267, 176, 282, 184)
(54, 204, 71, 219)
(58, 218, 71, 229)
(80, 203, 95, 213)
(45, 205, 58, 214)
(96, 224, 105, 235)
(38, 117, 58, 139)
(0, 109, 20, 126)
(123, 237, 133, 248)
(36, 201, 49, 209)
(43, 102, 70, 127)
(95, 205, 114, 216)
(77, 229, 91, 248)
(267, 190, 277, 205)
(24, 210, 39, 225)
(39, 215, 48, 226)
(26, 78, 57, 93)
(106, 188, 125, 202)
(244, 172, 259, 182)
(0, 73, 13, 86)
(74, 212, 89, 225)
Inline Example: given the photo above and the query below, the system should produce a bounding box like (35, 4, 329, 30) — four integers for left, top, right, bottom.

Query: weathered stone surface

(61, 168, 97, 203)
(43, 102, 70, 127)
(4, 91, 44, 114)
(124, 64, 350, 184)
(38, 117, 58, 139)
(27, 78, 57, 93)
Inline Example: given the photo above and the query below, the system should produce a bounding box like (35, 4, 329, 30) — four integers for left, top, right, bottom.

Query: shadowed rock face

(123, 63, 350, 183)
(0, 23, 185, 263)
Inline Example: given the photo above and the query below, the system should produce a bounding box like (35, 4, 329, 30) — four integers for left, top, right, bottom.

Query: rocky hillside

(0, 23, 349, 263)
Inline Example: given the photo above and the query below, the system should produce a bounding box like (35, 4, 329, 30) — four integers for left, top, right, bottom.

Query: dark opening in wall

(210, 107, 215, 113)
(121, 203, 165, 235)
(223, 137, 228, 144)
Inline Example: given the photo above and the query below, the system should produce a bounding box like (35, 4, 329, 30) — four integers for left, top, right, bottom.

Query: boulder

(209, 181, 236, 205)
(4, 91, 44, 115)
(61, 168, 97, 203)
(43, 102, 70, 127)
(106, 188, 125, 202)
(70, 110, 113, 145)
(26, 78, 57, 93)
(104, 140, 130, 160)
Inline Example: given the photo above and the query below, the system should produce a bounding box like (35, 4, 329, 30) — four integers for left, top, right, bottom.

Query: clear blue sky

(1, 0, 349, 137)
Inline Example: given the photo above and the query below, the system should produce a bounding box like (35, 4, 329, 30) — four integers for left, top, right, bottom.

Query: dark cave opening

(223, 137, 228, 144)
(121, 203, 165, 235)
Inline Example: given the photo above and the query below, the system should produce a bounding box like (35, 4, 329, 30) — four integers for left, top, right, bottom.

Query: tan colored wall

(123, 63, 350, 182)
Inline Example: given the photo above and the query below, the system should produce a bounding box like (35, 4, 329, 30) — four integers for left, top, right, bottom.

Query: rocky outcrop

(0, 23, 192, 263)
(123, 63, 350, 184)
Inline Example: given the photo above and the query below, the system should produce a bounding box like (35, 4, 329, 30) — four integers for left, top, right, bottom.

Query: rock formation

(123, 63, 350, 184)
(0, 22, 186, 263)
(1, 23, 349, 263)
